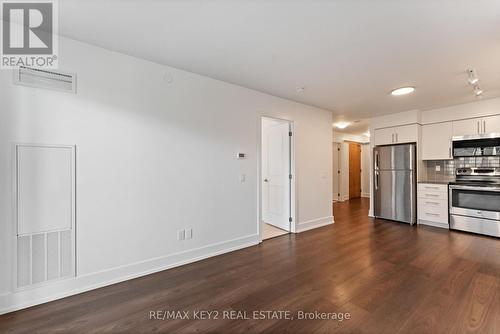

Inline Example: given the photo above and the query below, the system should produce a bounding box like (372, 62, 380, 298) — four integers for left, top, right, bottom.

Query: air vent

(13, 66, 76, 93)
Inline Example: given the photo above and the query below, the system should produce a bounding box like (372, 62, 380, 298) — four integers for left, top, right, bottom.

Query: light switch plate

(435, 165, 441, 172)
(177, 230, 185, 241)
(185, 228, 193, 240)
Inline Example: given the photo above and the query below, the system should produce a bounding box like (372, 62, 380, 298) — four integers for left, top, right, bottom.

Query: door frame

(332, 142, 342, 201)
(258, 116, 296, 242)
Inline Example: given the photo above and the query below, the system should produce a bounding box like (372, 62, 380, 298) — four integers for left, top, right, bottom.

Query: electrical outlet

(185, 228, 193, 240)
(177, 229, 185, 241)
(435, 165, 441, 172)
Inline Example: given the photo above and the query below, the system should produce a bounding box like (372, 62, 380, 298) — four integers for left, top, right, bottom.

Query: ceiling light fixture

(391, 86, 415, 96)
(474, 85, 483, 97)
(467, 69, 479, 85)
(335, 122, 350, 129)
(467, 69, 483, 98)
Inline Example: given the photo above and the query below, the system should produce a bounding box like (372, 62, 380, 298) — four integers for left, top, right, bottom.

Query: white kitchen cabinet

(417, 183, 449, 229)
(452, 115, 500, 136)
(373, 127, 395, 146)
(483, 115, 500, 134)
(452, 118, 481, 137)
(395, 124, 419, 144)
(374, 124, 419, 146)
(421, 122, 452, 160)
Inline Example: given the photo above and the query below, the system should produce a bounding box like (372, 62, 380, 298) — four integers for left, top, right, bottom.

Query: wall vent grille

(13, 66, 76, 93)
(17, 230, 74, 288)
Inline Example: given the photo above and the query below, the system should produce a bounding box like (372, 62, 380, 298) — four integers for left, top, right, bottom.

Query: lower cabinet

(417, 183, 449, 229)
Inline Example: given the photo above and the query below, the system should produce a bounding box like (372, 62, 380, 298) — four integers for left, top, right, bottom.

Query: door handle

(374, 171, 379, 190)
(391, 133, 394, 143)
(264, 179, 269, 182)
(477, 121, 480, 134)
(395, 133, 398, 142)
(483, 120, 486, 134)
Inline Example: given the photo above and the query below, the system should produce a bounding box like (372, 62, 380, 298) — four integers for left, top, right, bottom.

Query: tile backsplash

(423, 156, 500, 182)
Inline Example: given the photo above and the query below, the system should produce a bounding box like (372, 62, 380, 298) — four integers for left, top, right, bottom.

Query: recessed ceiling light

(391, 86, 415, 96)
(364, 131, 371, 137)
(335, 122, 350, 129)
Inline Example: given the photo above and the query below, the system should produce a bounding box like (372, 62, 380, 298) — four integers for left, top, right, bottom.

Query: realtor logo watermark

(1, 0, 58, 68)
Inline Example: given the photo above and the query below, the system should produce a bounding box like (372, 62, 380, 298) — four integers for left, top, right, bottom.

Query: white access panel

(17, 145, 74, 235)
(14, 144, 76, 288)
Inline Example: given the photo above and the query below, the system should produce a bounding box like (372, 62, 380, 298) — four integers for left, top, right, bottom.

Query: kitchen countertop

(418, 180, 452, 185)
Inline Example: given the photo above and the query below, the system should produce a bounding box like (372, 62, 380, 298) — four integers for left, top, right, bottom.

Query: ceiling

(60, 0, 500, 125)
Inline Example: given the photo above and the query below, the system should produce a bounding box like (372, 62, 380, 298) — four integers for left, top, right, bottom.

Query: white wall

(332, 131, 369, 144)
(0, 37, 333, 313)
(361, 143, 370, 198)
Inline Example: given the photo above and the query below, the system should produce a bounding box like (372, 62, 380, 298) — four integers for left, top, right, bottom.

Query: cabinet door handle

(425, 194, 440, 197)
(483, 120, 486, 134)
(477, 121, 480, 134)
(425, 212, 440, 217)
(424, 201, 439, 205)
(449, 147, 452, 158)
(392, 133, 394, 143)
(396, 133, 398, 142)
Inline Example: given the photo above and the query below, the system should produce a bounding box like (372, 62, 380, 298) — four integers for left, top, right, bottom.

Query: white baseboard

(361, 192, 370, 198)
(0, 233, 259, 315)
(296, 216, 334, 233)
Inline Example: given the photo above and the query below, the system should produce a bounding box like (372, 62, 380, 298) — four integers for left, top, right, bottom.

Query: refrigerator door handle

(374, 150, 379, 170)
(375, 170, 379, 190)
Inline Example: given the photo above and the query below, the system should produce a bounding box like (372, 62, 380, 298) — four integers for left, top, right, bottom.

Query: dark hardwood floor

(1, 198, 500, 333)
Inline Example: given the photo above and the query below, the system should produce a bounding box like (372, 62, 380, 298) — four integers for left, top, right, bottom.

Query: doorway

(260, 117, 293, 240)
(348, 142, 361, 199)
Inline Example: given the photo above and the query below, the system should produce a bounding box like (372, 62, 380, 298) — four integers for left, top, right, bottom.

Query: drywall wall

(332, 131, 370, 143)
(361, 143, 370, 198)
(0, 37, 333, 313)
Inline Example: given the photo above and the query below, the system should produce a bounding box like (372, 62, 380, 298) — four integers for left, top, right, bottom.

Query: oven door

(449, 185, 500, 221)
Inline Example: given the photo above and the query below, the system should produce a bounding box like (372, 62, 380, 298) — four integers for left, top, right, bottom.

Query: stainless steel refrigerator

(373, 144, 416, 225)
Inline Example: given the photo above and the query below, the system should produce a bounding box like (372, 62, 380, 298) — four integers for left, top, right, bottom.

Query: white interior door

(262, 119, 290, 231)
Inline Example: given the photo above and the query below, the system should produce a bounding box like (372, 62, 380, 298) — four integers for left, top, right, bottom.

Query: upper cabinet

(452, 118, 481, 136)
(421, 122, 452, 160)
(374, 124, 419, 146)
(483, 115, 500, 134)
(453, 115, 500, 136)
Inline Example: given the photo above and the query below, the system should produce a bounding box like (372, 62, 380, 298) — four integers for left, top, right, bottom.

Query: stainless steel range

(449, 167, 500, 237)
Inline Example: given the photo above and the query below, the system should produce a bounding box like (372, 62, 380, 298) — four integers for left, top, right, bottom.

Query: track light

(474, 85, 483, 97)
(467, 69, 478, 85)
(467, 69, 483, 97)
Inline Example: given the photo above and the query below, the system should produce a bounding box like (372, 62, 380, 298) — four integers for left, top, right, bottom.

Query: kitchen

(371, 97, 500, 237)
